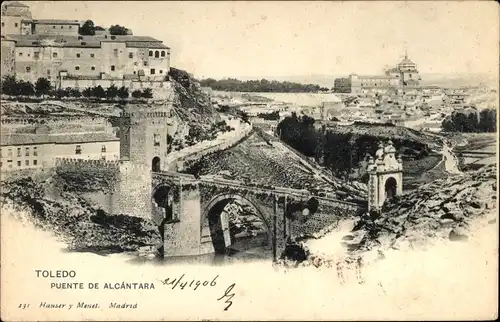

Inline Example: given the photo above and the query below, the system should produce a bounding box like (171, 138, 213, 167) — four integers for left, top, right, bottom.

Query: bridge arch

(201, 193, 273, 254)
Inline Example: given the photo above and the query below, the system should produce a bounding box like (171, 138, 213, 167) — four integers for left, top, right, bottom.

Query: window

(129, 53, 133, 58)
(150, 68, 156, 75)
(33, 147, 38, 156)
(113, 49, 118, 57)
(110, 65, 115, 71)
(159, 70, 163, 74)
(69, 26, 72, 29)
(75, 145, 82, 154)
(18, 52, 23, 57)
(17, 148, 21, 157)
(75, 66, 80, 70)
(154, 51, 159, 58)
(161, 51, 165, 57)
(33, 160, 38, 166)
(8, 148, 12, 157)
(1, 22, 4, 27)
(90, 53, 95, 58)
(15, 23, 18, 27)
(52, 26, 56, 29)
(17, 161, 21, 167)
(91, 66, 95, 71)
(149, 50, 153, 57)
(101, 145, 107, 153)
(143, 61, 148, 66)
(133, 71, 136, 74)
(25, 147, 29, 156)
(25, 160, 29, 166)
(27, 53, 30, 57)
(76, 53, 80, 58)
(53, 52, 58, 58)
(47, 69, 50, 75)
(153, 134, 160, 146)
(60, 26, 63, 29)
(33, 52, 40, 59)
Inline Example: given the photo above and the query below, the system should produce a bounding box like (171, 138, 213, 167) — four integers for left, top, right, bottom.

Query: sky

(25, 1, 499, 80)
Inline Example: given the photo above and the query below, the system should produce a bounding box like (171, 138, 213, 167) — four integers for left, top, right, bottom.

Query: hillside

(1, 177, 162, 254)
(182, 129, 367, 203)
(344, 164, 497, 255)
(0, 67, 226, 150)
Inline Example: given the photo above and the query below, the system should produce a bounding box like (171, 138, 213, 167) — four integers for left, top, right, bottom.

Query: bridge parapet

(152, 170, 364, 213)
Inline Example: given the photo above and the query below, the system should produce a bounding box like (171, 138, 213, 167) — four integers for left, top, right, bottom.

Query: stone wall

(111, 161, 152, 219)
(168, 125, 253, 172)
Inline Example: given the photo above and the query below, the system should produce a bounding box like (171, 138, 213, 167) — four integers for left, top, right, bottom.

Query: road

(442, 142, 463, 175)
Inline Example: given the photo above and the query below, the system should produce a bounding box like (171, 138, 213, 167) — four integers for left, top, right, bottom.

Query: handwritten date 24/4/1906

(159, 274, 235, 311)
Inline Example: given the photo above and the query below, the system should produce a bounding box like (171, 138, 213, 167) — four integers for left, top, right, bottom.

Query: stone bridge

(151, 171, 365, 259)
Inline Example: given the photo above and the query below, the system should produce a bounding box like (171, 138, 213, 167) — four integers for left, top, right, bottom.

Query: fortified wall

(53, 158, 152, 218)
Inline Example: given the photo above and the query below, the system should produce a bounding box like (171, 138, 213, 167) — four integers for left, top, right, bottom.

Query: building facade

(0, 131, 120, 172)
(1, 1, 171, 89)
(334, 53, 421, 94)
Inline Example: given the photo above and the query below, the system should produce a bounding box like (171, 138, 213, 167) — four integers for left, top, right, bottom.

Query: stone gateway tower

(112, 103, 173, 218)
(366, 140, 403, 213)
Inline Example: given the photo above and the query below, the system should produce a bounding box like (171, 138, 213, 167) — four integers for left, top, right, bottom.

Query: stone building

(0, 1, 171, 89)
(333, 53, 421, 94)
(0, 130, 120, 172)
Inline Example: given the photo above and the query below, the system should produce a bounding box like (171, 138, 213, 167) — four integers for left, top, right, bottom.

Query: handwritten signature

(158, 274, 235, 311)
(217, 283, 236, 311)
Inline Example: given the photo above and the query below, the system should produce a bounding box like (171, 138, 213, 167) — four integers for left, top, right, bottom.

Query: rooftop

(1, 131, 119, 146)
(30, 19, 81, 25)
(7, 34, 169, 49)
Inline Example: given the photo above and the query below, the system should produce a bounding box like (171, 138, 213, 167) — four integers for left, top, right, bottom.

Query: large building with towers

(1, 1, 171, 89)
(333, 52, 421, 94)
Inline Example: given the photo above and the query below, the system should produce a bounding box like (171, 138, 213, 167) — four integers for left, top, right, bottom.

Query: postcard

(1, 0, 498, 321)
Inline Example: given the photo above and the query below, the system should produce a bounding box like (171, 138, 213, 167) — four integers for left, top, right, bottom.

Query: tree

(109, 24, 129, 35)
(1, 75, 18, 96)
(18, 80, 34, 96)
(35, 77, 52, 97)
(82, 87, 92, 98)
(131, 90, 142, 99)
(69, 88, 81, 98)
(117, 86, 129, 99)
(92, 85, 106, 98)
(141, 88, 153, 98)
(106, 84, 118, 98)
(79, 20, 96, 36)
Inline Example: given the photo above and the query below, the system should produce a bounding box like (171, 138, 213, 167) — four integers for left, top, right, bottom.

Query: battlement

(55, 157, 121, 170)
(120, 111, 172, 119)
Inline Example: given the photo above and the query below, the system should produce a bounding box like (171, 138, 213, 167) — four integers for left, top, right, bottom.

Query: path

(441, 142, 463, 175)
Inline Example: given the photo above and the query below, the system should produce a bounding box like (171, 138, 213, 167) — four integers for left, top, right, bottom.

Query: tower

(113, 103, 173, 218)
(366, 140, 403, 213)
(119, 103, 172, 171)
(397, 52, 420, 90)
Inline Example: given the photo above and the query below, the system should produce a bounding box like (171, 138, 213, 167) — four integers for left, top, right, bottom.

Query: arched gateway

(367, 140, 404, 212)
